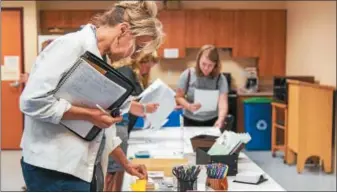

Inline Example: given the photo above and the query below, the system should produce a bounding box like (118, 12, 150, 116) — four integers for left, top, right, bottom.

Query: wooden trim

(288, 79, 336, 91)
(271, 102, 287, 109)
(2, 8, 25, 134)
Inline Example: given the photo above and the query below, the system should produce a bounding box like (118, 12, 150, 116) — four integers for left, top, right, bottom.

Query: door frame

(1, 7, 25, 149)
(2, 7, 25, 73)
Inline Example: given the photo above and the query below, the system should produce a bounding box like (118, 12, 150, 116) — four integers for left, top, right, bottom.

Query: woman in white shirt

(19, 1, 164, 191)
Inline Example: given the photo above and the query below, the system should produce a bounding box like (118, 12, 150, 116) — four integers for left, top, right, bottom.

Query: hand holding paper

(138, 79, 176, 130)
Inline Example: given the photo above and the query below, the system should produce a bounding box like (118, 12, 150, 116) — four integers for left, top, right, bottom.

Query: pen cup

(177, 179, 197, 192)
(206, 177, 228, 191)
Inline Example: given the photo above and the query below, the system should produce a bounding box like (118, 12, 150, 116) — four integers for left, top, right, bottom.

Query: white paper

(148, 171, 165, 179)
(163, 48, 179, 58)
(139, 79, 176, 130)
(55, 58, 127, 137)
(193, 89, 219, 114)
(1, 56, 20, 80)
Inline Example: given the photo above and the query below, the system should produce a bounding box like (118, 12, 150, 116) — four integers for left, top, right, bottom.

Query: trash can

(244, 97, 272, 150)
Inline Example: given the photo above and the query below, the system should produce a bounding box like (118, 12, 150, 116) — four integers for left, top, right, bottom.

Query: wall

(37, 1, 286, 10)
(2, 1, 38, 73)
(151, 49, 257, 90)
(286, 1, 336, 87)
(3, 0, 286, 75)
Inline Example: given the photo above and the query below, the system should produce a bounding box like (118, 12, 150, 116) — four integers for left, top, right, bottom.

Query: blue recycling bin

(244, 97, 272, 151)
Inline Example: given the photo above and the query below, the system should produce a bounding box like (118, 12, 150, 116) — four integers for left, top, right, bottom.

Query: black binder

(54, 51, 135, 141)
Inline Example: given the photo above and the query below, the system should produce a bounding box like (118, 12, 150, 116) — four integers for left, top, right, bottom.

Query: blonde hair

(195, 45, 221, 78)
(91, 1, 164, 54)
(112, 51, 159, 88)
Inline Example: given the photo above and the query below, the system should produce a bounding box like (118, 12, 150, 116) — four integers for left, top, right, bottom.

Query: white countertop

(122, 127, 285, 191)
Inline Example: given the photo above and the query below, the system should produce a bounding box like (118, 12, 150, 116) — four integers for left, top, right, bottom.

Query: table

(122, 127, 285, 191)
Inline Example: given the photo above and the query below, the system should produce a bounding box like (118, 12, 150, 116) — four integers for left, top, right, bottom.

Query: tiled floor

(245, 151, 337, 191)
(1, 150, 336, 191)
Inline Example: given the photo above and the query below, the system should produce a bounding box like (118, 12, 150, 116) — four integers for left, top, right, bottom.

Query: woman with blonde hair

(175, 45, 229, 128)
(19, 1, 164, 191)
(104, 51, 159, 191)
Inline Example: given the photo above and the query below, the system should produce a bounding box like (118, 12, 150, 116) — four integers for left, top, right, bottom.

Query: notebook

(53, 51, 134, 141)
(233, 171, 268, 185)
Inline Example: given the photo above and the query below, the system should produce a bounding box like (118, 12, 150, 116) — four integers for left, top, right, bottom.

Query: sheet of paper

(55, 58, 127, 137)
(193, 89, 219, 114)
(1, 56, 20, 80)
(139, 79, 176, 130)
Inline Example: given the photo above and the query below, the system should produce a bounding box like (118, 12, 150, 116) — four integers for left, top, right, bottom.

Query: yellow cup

(131, 179, 147, 192)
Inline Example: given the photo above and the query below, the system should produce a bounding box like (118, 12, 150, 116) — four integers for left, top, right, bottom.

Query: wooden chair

(271, 102, 288, 162)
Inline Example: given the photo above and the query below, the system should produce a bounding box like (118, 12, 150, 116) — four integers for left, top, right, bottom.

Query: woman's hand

(129, 102, 159, 117)
(19, 73, 29, 84)
(145, 103, 159, 114)
(187, 103, 201, 112)
(88, 109, 123, 128)
(125, 163, 148, 180)
(214, 118, 224, 129)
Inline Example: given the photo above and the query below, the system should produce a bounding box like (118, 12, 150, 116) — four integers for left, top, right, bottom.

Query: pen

(96, 104, 111, 116)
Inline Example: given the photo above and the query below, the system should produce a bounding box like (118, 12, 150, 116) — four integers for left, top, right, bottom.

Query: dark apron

(90, 132, 105, 191)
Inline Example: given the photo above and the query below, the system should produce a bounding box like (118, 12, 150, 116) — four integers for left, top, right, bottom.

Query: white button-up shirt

(20, 24, 121, 183)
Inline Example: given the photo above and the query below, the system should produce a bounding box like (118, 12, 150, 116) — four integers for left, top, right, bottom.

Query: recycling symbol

(256, 120, 268, 130)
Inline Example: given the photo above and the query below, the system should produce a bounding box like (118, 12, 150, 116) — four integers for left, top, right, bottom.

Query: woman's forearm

(176, 97, 191, 109)
(218, 94, 228, 121)
(110, 146, 130, 168)
(62, 106, 93, 121)
(129, 101, 145, 116)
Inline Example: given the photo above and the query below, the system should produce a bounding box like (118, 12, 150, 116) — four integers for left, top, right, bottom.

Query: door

(1, 8, 24, 150)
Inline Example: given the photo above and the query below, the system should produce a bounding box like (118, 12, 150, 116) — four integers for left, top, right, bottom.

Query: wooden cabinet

(286, 80, 335, 173)
(157, 10, 186, 58)
(40, 10, 72, 29)
(259, 10, 286, 77)
(185, 10, 215, 48)
(213, 10, 235, 48)
(40, 10, 103, 30)
(233, 10, 262, 58)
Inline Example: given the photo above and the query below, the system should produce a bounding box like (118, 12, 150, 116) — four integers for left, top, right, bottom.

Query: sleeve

(218, 74, 229, 94)
(177, 69, 189, 92)
(19, 34, 83, 124)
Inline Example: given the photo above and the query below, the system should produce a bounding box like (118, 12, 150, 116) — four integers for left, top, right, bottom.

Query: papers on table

(138, 79, 176, 130)
(208, 131, 251, 156)
(193, 89, 219, 114)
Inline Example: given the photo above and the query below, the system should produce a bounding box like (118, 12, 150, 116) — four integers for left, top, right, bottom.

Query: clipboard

(54, 51, 135, 141)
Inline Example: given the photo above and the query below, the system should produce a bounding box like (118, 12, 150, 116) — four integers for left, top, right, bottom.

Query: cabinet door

(70, 10, 101, 29)
(40, 11, 66, 29)
(233, 11, 262, 58)
(185, 10, 215, 48)
(158, 10, 186, 58)
(259, 10, 286, 77)
(213, 10, 235, 48)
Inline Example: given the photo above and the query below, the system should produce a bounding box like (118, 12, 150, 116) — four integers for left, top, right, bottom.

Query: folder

(53, 51, 135, 141)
